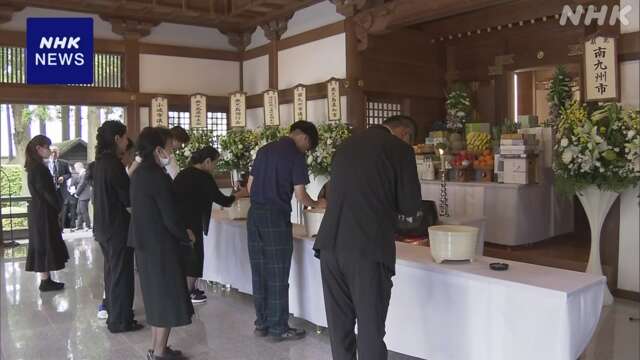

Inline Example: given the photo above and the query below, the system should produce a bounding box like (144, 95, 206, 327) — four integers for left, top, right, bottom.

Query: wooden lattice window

(206, 112, 228, 148)
(366, 100, 402, 127)
(0, 47, 25, 84)
(168, 111, 191, 129)
(168, 111, 229, 148)
(0, 47, 122, 88)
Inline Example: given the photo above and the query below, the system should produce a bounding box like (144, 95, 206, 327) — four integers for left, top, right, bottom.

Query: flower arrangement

(307, 122, 352, 177)
(546, 65, 573, 127)
(250, 126, 289, 160)
(445, 84, 472, 131)
(553, 102, 640, 194)
(217, 128, 260, 173)
(173, 129, 216, 169)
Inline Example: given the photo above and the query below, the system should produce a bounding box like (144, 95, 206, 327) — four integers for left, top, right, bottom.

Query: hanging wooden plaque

(229, 91, 247, 128)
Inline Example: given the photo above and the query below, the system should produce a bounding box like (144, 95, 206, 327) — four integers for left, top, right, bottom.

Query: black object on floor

(39, 279, 65, 292)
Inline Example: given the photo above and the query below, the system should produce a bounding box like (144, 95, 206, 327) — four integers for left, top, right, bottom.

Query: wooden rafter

(6, 0, 321, 32)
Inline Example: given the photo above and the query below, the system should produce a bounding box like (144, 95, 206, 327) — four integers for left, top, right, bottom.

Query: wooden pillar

(345, 18, 366, 130)
(124, 37, 140, 138)
(268, 40, 279, 89)
(107, 17, 154, 139)
(262, 18, 290, 90)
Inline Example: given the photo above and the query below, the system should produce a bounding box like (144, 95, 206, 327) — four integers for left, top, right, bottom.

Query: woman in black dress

(24, 135, 69, 292)
(129, 127, 194, 360)
(173, 146, 248, 303)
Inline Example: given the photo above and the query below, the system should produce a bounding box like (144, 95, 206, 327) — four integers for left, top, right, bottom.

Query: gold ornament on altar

(293, 85, 307, 122)
(263, 89, 280, 127)
(190, 94, 207, 128)
(150, 96, 168, 127)
(584, 36, 618, 102)
(326, 78, 341, 122)
(229, 91, 247, 128)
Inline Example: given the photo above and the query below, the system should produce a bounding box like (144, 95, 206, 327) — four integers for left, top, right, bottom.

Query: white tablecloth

(203, 211, 604, 360)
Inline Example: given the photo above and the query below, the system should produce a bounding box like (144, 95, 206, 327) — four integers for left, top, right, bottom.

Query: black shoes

(190, 289, 207, 304)
(108, 320, 144, 333)
(146, 347, 185, 360)
(266, 327, 306, 343)
(254, 326, 268, 337)
(39, 279, 64, 292)
(146, 347, 186, 360)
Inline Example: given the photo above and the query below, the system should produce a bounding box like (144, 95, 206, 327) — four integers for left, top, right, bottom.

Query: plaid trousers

(247, 204, 293, 336)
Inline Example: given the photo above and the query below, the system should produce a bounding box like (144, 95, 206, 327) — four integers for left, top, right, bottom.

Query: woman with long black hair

(129, 127, 194, 360)
(92, 120, 142, 333)
(24, 135, 69, 292)
(173, 146, 248, 303)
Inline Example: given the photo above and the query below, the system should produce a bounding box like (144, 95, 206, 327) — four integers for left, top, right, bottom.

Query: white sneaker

(97, 310, 108, 319)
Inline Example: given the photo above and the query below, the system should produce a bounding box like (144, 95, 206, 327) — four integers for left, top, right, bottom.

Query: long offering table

(203, 211, 605, 360)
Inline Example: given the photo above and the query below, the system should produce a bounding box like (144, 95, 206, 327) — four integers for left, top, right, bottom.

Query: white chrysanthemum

(560, 138, 569, 147)
(562, 148, 575, 164)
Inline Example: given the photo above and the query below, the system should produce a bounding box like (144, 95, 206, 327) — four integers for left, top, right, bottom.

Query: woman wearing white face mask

(133, 126, 188, 180)
(172, 146, 248, 303)
(128, 127, 194, 360)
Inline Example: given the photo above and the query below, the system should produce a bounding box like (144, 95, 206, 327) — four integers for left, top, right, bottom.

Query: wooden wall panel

(517, 71, 533, 116)
(360, 28, 447, 138)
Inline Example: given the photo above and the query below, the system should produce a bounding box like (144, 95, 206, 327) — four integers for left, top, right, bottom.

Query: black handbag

(395, 200, 438, 238)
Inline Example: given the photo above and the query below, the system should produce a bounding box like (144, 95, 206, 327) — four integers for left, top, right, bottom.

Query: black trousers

(320, 251, 393, 360)
(62, 197, 77, 228)
(99, 237, 135, 331)
(247, 205, 293, 336)
(76, 199, 91, 229)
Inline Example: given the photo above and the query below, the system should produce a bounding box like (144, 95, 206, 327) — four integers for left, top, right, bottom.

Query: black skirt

(25, 219, 69, 273)
(136, 243, 194, 328)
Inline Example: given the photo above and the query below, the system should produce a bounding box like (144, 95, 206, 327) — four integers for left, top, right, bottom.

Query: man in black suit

(314, 115, 422, 360)
(47, 146, 72, 229)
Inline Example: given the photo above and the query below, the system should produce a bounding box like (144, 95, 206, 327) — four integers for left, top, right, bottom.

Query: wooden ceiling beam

(419, 0, 594, 40)
(7, 0, 324, 32)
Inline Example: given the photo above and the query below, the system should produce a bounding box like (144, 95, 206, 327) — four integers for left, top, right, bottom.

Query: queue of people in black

(24, 122, 247, 359)
(25, 116, 421, 360)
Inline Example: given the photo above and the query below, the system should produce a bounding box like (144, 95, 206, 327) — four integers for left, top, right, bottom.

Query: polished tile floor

(1, 235, 638, 360)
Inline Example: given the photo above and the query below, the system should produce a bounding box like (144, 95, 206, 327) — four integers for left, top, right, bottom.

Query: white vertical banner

(190, 94, 207, 128)
(263, 89, 280, 127)
(584, 36, 618, 102)
(150, 96, 168, 127)
(229, 91, 246, 128)
(293, 85, 307, 122)
(326, 78, 341, 122)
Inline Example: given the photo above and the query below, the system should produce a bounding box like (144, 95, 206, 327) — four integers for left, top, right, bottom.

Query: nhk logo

(26, 18, 93, 85)
(559, 5, 633, 26)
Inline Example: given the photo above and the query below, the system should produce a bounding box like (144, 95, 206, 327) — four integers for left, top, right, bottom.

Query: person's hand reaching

(315, 198, 328, 209)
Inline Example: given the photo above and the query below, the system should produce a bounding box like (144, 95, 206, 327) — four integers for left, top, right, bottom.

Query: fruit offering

(451, 150, 475, 168)
(473, 150, 495, 169)
(466, 132, 492, 154)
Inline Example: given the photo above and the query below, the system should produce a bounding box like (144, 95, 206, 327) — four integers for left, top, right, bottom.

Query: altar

(420, 177, 574, 246)
(203, 211, 605, 360)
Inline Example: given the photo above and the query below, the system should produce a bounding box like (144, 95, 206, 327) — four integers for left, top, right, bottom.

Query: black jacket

(92, 152, 130, 243)
(73, 171, 92, 201)
(128, 161, 190, 250)
(314, 125, 422, 272)
(173, 166, 235, 237)
(49, 158, 72, 200)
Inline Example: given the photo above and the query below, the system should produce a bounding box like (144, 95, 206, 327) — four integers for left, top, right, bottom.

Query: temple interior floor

(1, 234, 638, 360)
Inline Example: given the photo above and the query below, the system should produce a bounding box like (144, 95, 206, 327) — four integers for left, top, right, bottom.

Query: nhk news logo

(26, 17, 94, 85)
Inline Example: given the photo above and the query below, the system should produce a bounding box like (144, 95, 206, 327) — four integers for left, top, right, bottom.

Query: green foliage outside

(1, 165, 28, 230)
